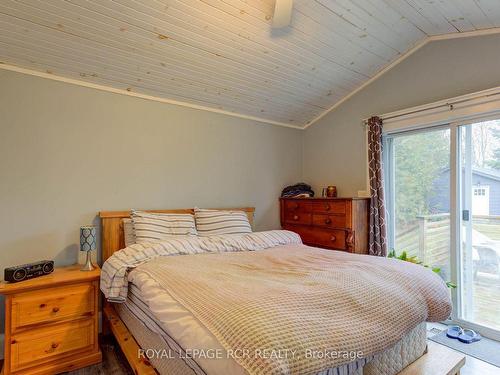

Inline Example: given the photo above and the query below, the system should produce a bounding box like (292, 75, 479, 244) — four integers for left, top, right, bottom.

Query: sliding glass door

(384, 118, 500, 338)
(457, 119, 500, 333)
(384, 127, 451, 279)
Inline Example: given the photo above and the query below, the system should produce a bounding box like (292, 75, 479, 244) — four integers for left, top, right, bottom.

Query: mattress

(114, 277, 427, 375)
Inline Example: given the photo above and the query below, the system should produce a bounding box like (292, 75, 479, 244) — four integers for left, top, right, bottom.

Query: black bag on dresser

(281, 183, 315, 198)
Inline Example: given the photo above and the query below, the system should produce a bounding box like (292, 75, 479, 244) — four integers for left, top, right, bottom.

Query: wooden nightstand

(0, 265, 102, 374)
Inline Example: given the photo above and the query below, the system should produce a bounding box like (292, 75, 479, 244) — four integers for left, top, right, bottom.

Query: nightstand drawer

(11, 283, 94, 330)
(10, 319, 94, 372)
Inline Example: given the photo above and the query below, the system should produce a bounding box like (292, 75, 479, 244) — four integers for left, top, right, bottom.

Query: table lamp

(80, 225, 96, 271)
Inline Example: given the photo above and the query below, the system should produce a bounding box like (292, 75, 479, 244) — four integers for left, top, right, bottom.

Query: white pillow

(194, 208, 252, 237)
(122, 218, 136, 247)
(131, 210, 197, 243)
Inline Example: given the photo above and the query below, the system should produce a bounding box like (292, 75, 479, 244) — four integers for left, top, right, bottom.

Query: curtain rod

(362, 91, 500, 126)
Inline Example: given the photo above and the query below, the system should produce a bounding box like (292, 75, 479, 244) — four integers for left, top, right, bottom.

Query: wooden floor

(63, 336, 133, 375)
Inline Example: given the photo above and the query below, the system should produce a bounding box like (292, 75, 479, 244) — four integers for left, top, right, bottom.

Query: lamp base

(81, 251, 95, 272)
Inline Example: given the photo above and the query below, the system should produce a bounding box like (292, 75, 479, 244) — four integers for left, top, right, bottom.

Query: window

(473, 187, 487, 196)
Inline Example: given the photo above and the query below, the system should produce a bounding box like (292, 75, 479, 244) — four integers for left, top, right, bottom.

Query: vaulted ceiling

(1, 0, 499, 128)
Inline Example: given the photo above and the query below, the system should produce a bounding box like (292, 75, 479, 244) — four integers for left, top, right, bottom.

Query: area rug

(429, 329, 500, 367)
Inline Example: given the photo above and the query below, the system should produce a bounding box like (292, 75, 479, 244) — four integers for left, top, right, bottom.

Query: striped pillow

(194, 208, 252, 237)
(131, 210, 197, 243)
(122, 218, 136, 247)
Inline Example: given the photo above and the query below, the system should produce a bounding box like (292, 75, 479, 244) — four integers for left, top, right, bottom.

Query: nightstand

(0, 265, 102, 374)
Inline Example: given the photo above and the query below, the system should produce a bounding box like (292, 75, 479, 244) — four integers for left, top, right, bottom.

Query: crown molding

(0, 63, 303, 130)
(303, 27, 500, 130)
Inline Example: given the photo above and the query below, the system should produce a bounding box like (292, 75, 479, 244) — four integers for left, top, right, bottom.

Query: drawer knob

(325, 218, 332, 225)
(293, 203, 299, 209)
(45, 342, 59, 353)
(293, 215, 299, 221)
(39, 303, 46, 308)
(52, 307, 60, 313)
(330, 235, 336, 242)
(325, 204, 331, 211)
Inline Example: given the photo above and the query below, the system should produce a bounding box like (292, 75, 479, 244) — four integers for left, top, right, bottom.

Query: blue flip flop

(458, 329, 482, 344)
(446, 325, 463, 339)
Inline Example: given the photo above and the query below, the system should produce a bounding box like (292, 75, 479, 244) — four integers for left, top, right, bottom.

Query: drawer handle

(45, 342, 59, 353)
(52, 307, 60, 313)
(330, 235, 336, 242)
(293, 215, 299, 221)
(325, 204, 331, 211)
(325, 218, 332, 225)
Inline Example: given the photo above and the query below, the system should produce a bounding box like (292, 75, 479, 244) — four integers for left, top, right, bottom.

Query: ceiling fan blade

(272, 0, 293, 28)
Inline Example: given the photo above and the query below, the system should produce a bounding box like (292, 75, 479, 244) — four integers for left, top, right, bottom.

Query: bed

(99, 208, 464, 375)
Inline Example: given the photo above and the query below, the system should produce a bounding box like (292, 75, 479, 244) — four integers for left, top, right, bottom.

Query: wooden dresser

(0, 265, 102, 375)
(280, 197, 370, 254)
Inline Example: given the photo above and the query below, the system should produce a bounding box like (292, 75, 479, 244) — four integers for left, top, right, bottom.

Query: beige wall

(303, 33, 500, 197)
(0, 70, 302, 333)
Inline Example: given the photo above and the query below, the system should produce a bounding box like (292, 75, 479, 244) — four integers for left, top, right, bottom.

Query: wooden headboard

(99, 207, 255, 262)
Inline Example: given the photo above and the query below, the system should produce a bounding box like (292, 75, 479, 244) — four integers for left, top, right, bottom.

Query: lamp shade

(80, 226, 97, 252)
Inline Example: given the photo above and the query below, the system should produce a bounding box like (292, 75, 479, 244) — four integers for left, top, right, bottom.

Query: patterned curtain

(367, 116, 387, 256)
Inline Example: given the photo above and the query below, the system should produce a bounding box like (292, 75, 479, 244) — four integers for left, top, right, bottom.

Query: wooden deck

(396, 216, 500, 332)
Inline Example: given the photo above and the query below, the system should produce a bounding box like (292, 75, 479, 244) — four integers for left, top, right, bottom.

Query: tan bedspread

(137, 244, 451, 375)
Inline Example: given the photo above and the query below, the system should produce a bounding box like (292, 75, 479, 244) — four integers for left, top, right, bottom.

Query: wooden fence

(395, 213, 500, 269)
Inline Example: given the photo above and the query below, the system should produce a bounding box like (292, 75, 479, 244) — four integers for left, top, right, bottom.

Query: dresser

(0, 265, 102, 375)
(280, 197, 370, 254)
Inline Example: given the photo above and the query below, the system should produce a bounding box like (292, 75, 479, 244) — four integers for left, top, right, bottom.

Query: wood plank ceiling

(0, 0, 499, 128)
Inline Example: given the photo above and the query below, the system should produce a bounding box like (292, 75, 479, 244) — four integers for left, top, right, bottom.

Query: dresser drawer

(312, 214, 346, 228)
(289, 226, 347, 250)
(284, 212, 312, 225)
(11, 283, 94, 331)
(10, 318, 94, 371)
(311, 200, 346, 214)
(284, 200, 312, 213)
(306, 229, 347, 250)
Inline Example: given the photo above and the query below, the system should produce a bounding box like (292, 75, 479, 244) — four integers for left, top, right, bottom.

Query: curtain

(367, 116, 387, 256)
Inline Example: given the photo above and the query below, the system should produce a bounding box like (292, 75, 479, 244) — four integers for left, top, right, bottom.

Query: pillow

(122, 218, 136, 247)
(194, 208, 252, 237)
(131, 210, 197, 243)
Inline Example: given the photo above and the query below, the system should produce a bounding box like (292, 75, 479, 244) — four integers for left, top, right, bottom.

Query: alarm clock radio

(4, 260, 54, 283)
